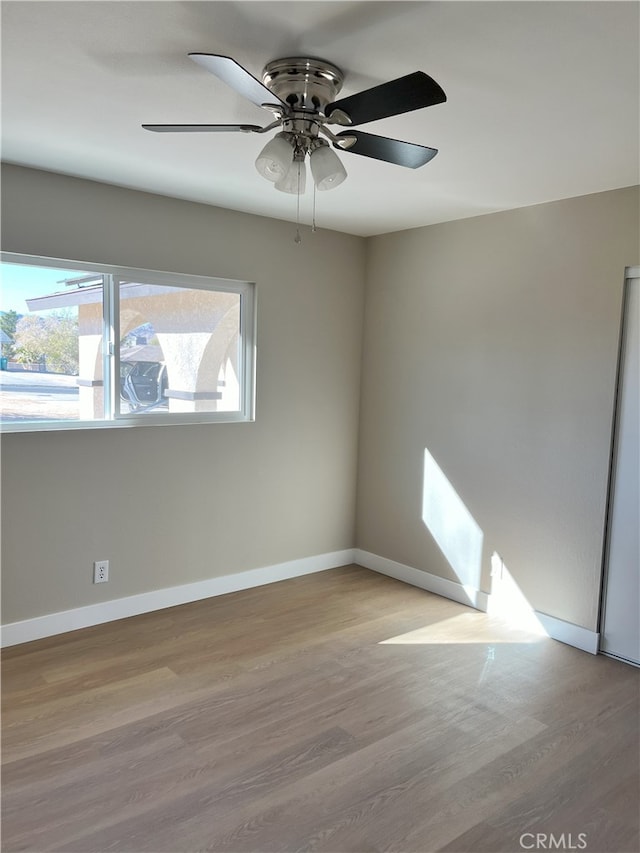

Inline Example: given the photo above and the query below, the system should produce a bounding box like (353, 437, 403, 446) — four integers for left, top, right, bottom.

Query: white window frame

(0, 252, 256, 433)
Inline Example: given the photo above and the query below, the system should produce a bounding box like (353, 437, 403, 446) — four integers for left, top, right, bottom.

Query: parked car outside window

(120, 361, 168, 411)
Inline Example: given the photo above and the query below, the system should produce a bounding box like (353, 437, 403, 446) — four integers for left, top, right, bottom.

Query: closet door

(601, 269, 639, 665)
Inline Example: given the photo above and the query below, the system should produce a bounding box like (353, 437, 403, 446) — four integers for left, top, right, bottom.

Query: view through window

(0, 256, 255, 430)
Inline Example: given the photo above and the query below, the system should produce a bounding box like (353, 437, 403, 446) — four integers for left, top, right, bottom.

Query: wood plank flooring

(2, 566, 639, 853)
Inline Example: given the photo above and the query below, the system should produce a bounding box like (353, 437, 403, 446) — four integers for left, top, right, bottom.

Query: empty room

(1, 2, 639, 852)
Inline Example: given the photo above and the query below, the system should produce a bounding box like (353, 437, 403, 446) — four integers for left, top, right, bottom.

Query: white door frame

(599, 265, 640, 665)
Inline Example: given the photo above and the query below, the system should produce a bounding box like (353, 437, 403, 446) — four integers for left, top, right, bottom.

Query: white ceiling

(1, 1, 638, 237)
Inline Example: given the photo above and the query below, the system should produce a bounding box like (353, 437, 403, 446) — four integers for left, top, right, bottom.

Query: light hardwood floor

(2, 566, 639, 853)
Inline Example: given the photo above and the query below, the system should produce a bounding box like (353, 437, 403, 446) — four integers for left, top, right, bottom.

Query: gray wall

(357, 186, 639, 631)
(0, 164, 366, 623)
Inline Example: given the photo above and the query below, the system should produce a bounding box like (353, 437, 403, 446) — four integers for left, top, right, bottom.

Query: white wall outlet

(93, 560, 109, 583)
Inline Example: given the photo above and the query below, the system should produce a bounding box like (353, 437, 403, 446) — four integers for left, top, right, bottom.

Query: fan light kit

(144, 54, 446, 238)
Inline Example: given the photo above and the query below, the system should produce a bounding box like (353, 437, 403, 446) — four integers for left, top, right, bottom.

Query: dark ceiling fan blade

(188, 53, 286, 110)
(335, 130, 437, 168)
(326, 72, 446, 126)
(143, 124, 262, 133)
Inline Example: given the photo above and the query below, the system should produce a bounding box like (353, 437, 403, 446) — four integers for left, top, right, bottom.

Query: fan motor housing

(262, 57, 343, 114)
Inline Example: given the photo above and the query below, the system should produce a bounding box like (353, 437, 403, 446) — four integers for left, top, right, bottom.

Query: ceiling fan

(143, 54, 446, 194)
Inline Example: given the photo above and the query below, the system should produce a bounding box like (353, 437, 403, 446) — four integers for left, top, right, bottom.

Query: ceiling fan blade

(188, 53, 286, 110)
(335, 130, 437, 168)
(143, 124, 262, 133)
(326, 72, 446, 126)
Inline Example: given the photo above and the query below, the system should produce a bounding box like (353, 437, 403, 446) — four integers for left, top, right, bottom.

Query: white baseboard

(1, 549, 356, 648)
(354, 549, 599, 655)
(533, 611, 599, 655)
(2, 547, 599, 656)
(354, 549, 489, 611)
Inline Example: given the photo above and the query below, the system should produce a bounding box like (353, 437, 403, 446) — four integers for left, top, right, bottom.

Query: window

(0, 254, 256, 431)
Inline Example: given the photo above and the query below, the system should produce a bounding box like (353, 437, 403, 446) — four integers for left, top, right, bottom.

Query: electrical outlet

(93, 560, 109, 583)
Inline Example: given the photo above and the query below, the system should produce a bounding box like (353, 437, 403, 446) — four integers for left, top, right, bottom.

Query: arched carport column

(145, 293, 240, 414)
(157, 332, 220, 413)
(77, 303, 104, 420)
(218, 332, 241, 411)
(156, 302, 240, 413)
(192, 303, 241, 413)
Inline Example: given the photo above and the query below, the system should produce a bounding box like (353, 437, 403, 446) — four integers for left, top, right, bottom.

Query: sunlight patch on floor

(379, 610, 547, 645)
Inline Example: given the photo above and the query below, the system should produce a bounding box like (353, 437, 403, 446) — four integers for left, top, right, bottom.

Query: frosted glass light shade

(274, 158, 307, 194)
(310, 145, 347, 190)
(255, 134, 294, 183)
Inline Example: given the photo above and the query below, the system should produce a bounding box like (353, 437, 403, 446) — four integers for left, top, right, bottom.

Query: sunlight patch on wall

(488, 552, 547, 636)
(422, 448, 483, 589)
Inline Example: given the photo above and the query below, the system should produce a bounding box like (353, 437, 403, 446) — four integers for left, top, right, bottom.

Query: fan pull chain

(294, 161, 302, 244)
